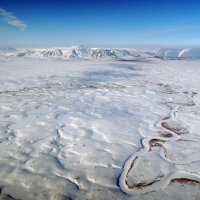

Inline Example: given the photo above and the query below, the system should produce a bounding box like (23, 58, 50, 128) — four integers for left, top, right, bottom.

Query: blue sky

(0, 0, 200, 47)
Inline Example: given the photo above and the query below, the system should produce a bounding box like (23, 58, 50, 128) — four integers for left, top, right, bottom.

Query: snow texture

(0, 49, 200, 199)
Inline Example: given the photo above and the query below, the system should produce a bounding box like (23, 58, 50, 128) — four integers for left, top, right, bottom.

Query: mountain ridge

(1, 46, 200, 60)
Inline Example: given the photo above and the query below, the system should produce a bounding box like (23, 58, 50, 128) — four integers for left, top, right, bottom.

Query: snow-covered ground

(0, 54, 200, 200)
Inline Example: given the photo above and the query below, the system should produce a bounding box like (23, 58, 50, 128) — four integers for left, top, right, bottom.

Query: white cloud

(0, 8, 27, 31)
(144, 25, 200, 36)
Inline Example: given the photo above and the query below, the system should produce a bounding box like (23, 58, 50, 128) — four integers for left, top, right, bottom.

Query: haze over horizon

(0, 0, 200, 48)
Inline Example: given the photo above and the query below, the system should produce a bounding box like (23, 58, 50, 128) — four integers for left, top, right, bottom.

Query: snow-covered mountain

(1, 46, 200, 61)
(0, 46, 153, 61)
(156, 48, 200, 60)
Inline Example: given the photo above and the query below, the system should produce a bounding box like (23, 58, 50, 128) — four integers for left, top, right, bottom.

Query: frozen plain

(1, 51, 200, 199)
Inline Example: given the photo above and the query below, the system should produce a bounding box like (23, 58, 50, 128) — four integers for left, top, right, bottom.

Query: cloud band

(0, 8, 27, 31)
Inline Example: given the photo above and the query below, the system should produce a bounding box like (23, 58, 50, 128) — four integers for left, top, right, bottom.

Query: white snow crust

(0, 52, 200, 199)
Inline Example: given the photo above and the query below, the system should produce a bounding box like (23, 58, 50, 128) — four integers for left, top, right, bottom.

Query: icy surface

(0, 57, 200, 199)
